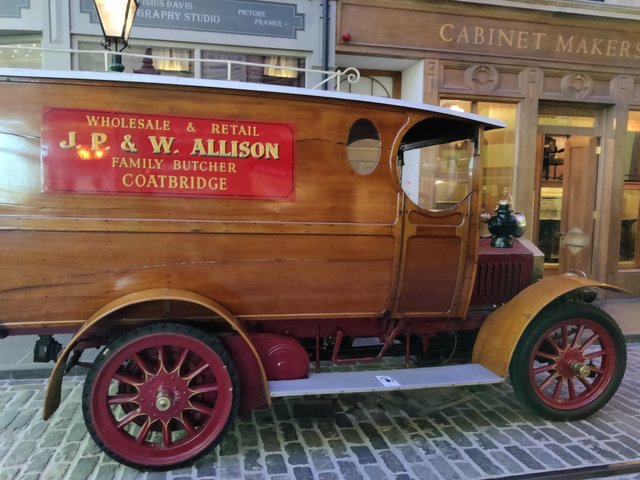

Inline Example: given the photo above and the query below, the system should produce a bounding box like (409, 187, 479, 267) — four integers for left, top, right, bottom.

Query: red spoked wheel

(510, 303, 626, 421)
(82, 323, 238, 470)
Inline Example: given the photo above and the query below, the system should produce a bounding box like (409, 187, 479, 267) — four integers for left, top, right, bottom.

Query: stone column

(592, 75, 633, 282)
(513, 67, 542, 241)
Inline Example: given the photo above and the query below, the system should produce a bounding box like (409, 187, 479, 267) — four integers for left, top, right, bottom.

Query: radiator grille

(470, 243, 533, 307)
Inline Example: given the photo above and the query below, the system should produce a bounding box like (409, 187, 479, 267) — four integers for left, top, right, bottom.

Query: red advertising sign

(41, 108, 295, 199)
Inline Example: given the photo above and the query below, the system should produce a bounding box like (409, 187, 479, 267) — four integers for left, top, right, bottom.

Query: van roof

(0, 68, 506, 131)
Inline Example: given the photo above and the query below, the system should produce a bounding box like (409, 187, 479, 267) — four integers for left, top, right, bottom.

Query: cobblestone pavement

(1, 344, 639, 480)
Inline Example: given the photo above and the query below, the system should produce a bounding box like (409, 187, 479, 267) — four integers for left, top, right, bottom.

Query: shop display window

(620, 111, 640, 266)
(537, 134, 568, 264)
(440, 100, 517, 212)
(0, 37, 41, 69)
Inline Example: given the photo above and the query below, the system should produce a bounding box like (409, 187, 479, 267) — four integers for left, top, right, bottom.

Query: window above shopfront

(75, 41, 304, 87)
(0, 37, 41, 69)
(201, 51, 303, 87)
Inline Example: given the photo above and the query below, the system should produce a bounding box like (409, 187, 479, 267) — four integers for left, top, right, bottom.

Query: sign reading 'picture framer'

(41, 108, 295, 199)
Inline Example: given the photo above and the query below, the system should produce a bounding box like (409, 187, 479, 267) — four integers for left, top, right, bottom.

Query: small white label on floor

(376, 375, 401, 387)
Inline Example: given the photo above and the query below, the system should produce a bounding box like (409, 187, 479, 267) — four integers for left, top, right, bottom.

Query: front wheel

(509, 303, 626, 421)
(82, 323, 239, 470)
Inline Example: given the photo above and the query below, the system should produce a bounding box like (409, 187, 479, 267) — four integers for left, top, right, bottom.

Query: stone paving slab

(0, 344, 639, 479)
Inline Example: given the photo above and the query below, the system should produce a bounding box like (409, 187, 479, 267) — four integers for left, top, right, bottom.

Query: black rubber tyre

(509, 302, 626, 421)
(82, 323, 239, 470)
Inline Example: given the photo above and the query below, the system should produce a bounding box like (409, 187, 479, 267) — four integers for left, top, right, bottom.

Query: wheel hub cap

(137, 371, 189, 420)
(570, 361, 591, 378)
(155, 391, 172, 411)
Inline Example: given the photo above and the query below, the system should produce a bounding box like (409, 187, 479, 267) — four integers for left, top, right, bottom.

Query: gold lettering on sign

(439, 22, 640, 60)
(211, 122, 260, 136)
(190, 138, 279, 160)
(121, 173, 228, 191)
(85, 115, 171, 131)
(555, 35, 640, 58)
(148, 136, 176, 154)
(440, 24, 546, 50)
(111, 157, 164, 170)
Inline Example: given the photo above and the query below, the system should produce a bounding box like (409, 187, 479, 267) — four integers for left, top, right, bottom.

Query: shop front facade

(337, 0, 640, 294)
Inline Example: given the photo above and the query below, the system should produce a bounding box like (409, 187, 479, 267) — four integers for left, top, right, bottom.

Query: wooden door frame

(534, 125, 600, 275)
(558, 135, 599, 275)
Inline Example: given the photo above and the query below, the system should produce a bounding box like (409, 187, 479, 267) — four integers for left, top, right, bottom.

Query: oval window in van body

(346, 118, 380, 175)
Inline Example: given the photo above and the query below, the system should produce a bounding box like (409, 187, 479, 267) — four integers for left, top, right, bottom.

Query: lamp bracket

(100, 38, 130, 53)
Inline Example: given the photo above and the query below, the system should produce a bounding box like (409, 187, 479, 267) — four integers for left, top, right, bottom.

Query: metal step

(268, 363, 503, 397)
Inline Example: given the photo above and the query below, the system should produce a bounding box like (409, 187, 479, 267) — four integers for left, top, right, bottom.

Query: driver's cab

(346, 106, 495, 319)
(395, 118, 482, 319)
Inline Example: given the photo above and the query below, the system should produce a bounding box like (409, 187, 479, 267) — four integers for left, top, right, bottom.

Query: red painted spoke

(561, 326, 569, 349)
(543, 335, 561, 354)
(589, 365, 605, 375)
(583, 349, 606, 361)
(538, 372, 558, 391)
(534, 350, 559, 362)
(190, 383, 219, 395)
(130, 353, 154, 378)
(580, 332, 600, 351)
(114, 371, 144, 387)
(171, 347, 190, 375)
(552, 377, 564, 401)
(189, 399, 214, 417)
(107, 393, 139, 405)
(577, 375, 595, 392)
(135, 418, 153, 445)
(179, 414, 197, 437)
(567, 377, 577, 400)
(162, 422, 172, 448)
(533, 363, 556, 375)
(571, 325, 585, 349)
(185, 362, 210, 382)
(157, 346, 167, 373)
(115, 408, 143, 430)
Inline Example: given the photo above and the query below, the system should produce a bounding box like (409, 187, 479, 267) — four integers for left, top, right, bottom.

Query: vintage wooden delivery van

(0, 69, 627, 469)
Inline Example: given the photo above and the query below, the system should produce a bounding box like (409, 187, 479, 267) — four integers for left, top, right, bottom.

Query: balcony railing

(0, 44, 360, 91)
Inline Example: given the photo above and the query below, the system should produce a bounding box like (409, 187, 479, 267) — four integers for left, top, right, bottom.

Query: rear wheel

(82, 323, 238, 470)
(509, 303, 626, 421)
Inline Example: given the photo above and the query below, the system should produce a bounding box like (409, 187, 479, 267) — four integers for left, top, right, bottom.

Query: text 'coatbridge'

(41, 108, 295, 199)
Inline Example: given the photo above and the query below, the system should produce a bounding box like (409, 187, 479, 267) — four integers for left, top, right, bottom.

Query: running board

(268, 363, 503, 398)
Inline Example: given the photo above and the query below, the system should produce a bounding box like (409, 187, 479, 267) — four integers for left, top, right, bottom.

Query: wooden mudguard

(472, 273, 627, 377)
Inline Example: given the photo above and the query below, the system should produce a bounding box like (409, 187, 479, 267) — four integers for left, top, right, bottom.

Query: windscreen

(400, 137, 475, 211)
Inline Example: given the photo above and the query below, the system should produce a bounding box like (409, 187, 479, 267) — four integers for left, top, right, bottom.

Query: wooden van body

(0, 70, 501, 338)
